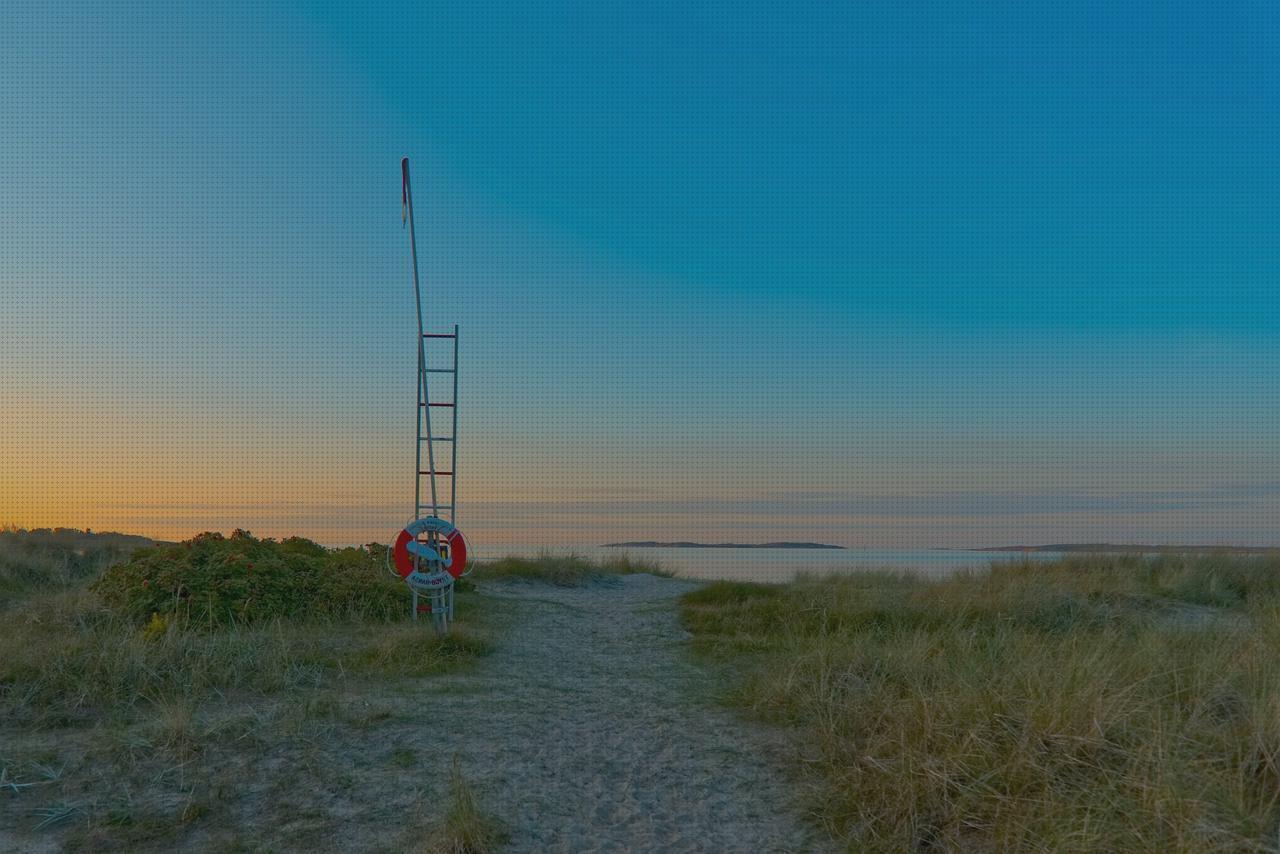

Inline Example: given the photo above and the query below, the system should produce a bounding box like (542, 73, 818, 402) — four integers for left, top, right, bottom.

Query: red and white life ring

(392, 516, 468, 580)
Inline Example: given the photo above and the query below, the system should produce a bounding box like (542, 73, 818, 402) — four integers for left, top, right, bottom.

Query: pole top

(401, 158, 410, 223)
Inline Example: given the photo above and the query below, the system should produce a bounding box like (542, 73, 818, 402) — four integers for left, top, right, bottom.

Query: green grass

(413, 758, 508, 853)
(682, 553, 1280, 852)
(476, 550, 671, 585)
(2, 588, 490, 727)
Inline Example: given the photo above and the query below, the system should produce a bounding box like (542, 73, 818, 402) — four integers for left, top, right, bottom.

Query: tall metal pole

(402, 158, 438, 518)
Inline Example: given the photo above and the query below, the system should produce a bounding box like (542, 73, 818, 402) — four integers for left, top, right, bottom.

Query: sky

(1, 0, 1277, 547)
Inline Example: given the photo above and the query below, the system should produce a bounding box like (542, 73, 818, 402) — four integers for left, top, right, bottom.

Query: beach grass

(681, 552, 1280, 852)
(0, 524, 157, 596)
(413, 758, 509, 853)
(1, 586, 490, 728)
(476, 550, 672, 585)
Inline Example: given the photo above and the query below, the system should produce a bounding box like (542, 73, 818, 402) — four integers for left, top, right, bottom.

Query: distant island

(977, 543, 1279, 554)
(603, 541, 846, 550)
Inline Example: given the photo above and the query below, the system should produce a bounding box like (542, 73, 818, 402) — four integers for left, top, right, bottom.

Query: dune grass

(413, 758, 509, 853)
(682, 553, 1280, 852)
(0, 525, 156, 595)
(1, 586, 489, 728)
(476, 550, 671, 586)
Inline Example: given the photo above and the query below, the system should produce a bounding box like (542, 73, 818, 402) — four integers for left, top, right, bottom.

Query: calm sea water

(471, 544, 1063, 583)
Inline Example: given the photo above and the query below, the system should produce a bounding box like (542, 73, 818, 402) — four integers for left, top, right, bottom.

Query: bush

(92, 530, 408, 626)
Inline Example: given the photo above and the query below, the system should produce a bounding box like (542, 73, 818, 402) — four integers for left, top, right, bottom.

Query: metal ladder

(416, 325, 458, 526)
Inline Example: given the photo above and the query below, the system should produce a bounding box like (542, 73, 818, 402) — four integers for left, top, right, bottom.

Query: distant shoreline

(973, 543, 1280, 554)
(602, 541, 847, 550)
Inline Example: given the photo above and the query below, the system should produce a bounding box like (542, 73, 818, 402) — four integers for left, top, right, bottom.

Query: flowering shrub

(93, 530, 407, 626)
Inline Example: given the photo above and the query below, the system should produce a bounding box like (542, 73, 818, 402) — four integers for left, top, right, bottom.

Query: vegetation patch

(682, 553, 1280, 851)
(0, 525, 156, 596)
(477, 551, 671, 586)
(91, 529, 407, 626)
(414, 758, 508, 853)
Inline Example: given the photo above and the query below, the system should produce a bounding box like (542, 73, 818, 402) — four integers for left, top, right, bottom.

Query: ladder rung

(419, 436, 454, 442)
(423, 333, 457, 339)
(417, 504, 454, 511)
(419, 471, 453, 476)
(420, 402, 455, 407)
(425, 368, 455, 373)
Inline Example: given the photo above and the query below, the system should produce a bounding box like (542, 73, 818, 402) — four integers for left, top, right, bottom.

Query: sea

(470, 544, 1064, 584)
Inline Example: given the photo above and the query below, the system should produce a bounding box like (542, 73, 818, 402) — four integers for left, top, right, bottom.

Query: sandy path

(408, 574, 820, 852)
(1, 575, 821, 853)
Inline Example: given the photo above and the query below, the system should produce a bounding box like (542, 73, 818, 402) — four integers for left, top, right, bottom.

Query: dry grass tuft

(412, 758, 507, 853)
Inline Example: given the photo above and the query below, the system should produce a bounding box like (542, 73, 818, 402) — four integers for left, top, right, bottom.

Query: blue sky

(1, 0, 1277, 545)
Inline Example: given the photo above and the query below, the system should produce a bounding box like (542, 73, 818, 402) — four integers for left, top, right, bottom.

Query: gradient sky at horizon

(2, 0, 1278, 546)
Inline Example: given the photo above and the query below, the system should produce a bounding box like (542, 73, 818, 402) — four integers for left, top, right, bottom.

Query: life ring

(392, 516, 468, 580)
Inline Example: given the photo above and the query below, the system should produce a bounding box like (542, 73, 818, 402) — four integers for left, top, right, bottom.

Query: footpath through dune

(403, 573, 819, 852)
(1, 574, 822, 853)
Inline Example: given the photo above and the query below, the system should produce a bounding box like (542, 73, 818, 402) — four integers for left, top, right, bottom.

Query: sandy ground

(402, 573, 821, 852)
(2, 575, 823, 853)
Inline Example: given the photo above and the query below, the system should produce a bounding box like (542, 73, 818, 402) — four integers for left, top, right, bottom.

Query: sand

(406, 573, 822, 852)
